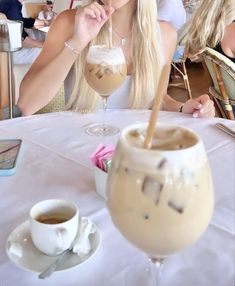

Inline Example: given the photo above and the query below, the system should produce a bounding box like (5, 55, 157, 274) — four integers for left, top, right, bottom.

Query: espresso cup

(30, 199, 79, 256)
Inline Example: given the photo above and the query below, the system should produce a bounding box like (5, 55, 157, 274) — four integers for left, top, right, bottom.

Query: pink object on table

(90, 144, 115, 171)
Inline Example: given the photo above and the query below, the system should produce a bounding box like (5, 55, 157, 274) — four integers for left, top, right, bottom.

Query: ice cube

(168, 200, 184, 214)
(142, 176, 163, 205)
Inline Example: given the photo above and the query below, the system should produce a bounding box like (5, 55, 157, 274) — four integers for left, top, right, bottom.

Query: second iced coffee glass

(107, 123, 214, 285)
(84, 45, 127, 136)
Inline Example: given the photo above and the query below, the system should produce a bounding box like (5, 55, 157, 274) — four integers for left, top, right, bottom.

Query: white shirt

(157, 0, 186, 30)
(38, 10, 55, 21)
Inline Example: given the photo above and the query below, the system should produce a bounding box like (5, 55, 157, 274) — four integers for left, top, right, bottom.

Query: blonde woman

(185, 0, 235, 62)
(18, 0, 215, 118)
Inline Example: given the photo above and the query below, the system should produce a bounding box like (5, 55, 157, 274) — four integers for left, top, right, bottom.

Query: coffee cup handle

(55, 228, 68, 253)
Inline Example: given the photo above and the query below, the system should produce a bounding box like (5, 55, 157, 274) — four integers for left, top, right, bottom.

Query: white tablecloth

(0, 110, 234, 286)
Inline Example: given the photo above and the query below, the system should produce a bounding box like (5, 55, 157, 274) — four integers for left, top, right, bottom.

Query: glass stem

(103, 97, 108, 114)
(102, 96, 108, 130)
(149, 257, 164, 286)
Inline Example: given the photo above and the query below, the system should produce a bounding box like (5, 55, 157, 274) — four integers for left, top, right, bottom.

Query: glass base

(85, 123, 120, 136)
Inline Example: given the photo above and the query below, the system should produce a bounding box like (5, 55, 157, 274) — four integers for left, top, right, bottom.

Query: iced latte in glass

(85, 45, 127, 96)
(84, 45, 127, 136)
(107, 123, 214, 258)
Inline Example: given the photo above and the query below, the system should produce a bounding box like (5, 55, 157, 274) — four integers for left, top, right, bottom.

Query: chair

(168, 21, 193, 99)
(0, 53, 9, 119)
(202, 47, 235, 120)
(170, 46, 192, 99)
(0, 52, 16, 120)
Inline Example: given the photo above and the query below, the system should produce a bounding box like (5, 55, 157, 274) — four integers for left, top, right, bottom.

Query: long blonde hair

(66, 0, 163, 112)
(185, 0, 235, 57)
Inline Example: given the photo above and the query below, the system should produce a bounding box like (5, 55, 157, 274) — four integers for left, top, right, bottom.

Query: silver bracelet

(64, 41, 80, 55)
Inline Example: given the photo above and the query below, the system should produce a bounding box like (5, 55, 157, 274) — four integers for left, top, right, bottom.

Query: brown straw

(108, 0, 113, 49)
(143, 64, 171, 149)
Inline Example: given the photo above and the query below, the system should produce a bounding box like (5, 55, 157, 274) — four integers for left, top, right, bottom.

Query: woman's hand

(182, 94, 215, 118)
(69, 2, 114, 50)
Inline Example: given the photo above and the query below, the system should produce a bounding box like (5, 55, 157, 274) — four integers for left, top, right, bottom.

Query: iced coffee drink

(84, 45, 127, 96)
(107, 124, 214, 258)
(84, 45, 127, 136)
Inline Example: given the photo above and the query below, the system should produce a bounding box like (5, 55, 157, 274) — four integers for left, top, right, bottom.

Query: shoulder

(33, 9, 76, 67)
(158, 21, 177, 63)
(51, 9, 76, 34)
(44, 9, 76, 45)
(223, 22, 235, 55)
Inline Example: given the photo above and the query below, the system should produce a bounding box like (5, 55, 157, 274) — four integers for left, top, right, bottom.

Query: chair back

(0, 52, 9, 119)
(202, 47, 235, 120)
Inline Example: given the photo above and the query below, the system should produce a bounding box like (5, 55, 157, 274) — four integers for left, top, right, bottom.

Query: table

(0, 110, 234, 286)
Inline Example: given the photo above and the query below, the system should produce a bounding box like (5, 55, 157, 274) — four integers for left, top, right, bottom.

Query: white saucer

(6, 218, 101, 273)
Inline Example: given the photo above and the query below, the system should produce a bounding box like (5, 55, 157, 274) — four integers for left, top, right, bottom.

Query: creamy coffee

(85, 45, 127, 95)
(127, 126, 198, 150)
(107, 124, 214, 257)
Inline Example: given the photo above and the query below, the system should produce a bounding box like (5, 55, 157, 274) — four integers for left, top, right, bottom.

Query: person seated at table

(0, 0, 45, 64)
(37, 0, 57, 26)
(157, 0, 186, 31)
(185, 0, 235, 63)
(18, 0, 215, 118)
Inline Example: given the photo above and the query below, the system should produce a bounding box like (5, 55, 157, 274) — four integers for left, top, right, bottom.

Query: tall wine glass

(107, 123, 214, 285)
(84, 45, 127, 136)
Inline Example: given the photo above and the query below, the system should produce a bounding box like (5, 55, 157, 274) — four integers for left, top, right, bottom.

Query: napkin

(72, 217, 96, 257)
(0, 20, 22, 50)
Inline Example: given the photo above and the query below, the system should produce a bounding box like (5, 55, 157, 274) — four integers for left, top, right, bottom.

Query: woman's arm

(159, 21, 215, 118)
(18, 3, 113, 116)
(18, 10, 78, 115)
(158, 21, 184, 111)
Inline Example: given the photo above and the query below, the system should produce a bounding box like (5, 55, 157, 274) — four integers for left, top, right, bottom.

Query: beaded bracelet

(64, 41, 80, 55)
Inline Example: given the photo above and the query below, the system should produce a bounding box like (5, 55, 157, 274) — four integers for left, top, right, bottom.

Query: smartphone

(0, 139, 22, 176)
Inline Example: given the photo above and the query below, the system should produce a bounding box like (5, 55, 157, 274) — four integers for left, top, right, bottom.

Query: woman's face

(99, 0, 135, 10)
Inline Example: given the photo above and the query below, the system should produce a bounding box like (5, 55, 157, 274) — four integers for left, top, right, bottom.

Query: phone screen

(0, 139, 22, 171)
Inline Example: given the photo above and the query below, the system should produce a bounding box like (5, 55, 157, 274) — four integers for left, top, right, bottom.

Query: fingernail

(193, 113, 198, 118)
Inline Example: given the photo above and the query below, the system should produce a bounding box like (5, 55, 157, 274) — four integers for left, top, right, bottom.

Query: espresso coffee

(30, 199, 79, 256)
(36, 213, 70, 224)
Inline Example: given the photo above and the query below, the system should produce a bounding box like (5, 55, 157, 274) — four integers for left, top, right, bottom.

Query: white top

(65, 74, 132, 109)
(38, 10, 55, 21)
(157, 0, 186, 30)
(0, 110, 234, 286)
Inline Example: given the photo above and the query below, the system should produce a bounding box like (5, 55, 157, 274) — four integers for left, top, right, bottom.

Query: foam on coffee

(126, 126, 198, 150)
(86, 45, 126, 65)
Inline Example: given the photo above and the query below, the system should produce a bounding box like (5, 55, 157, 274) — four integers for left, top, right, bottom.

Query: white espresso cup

(30, 199, 79, 256)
